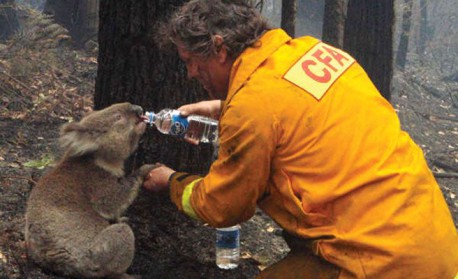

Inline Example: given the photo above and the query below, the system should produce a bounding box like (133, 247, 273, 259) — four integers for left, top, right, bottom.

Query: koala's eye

(114, 113, 123, 121)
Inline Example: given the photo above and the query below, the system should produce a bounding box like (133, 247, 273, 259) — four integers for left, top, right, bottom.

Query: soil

(1, 71, 457, 279)
(1, 6, 457, 279)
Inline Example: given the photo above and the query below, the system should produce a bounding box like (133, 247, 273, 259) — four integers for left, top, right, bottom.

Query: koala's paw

(119, 273, 142, 279)
(117, 216, 129, 223)
(136, 163, 161, 180)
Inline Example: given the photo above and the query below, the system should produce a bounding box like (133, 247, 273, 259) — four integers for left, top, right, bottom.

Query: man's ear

(213, 35, 228, 63)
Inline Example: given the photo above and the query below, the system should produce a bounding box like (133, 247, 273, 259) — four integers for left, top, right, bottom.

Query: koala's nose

(131, 105, 144, 116)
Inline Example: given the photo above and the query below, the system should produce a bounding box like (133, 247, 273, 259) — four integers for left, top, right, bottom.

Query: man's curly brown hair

(158, 0, 272, 59)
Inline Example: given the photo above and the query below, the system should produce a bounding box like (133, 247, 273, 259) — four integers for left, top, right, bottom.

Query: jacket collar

(225, 29, 291, 105)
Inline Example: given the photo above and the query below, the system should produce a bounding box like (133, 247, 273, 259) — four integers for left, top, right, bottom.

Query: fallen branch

(0, 175, 37, 185)
(428, 114, 458, 122)
(432, 171, 458, 178)
(432, 159, 458, 173)
(409, 108, 458, 123)
(0, 71, 31, 92)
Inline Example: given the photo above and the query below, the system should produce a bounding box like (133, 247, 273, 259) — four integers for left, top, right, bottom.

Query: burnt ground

(0, 7, 457, 279)
(1, 70, 457, 279)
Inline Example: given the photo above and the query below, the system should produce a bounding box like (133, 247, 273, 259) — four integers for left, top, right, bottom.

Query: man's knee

(256, 250, 340, 279)
(257, 231, 340, 279)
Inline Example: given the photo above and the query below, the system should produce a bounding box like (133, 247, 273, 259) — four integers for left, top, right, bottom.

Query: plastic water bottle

(215, 225, 240, 269)
(144, 109, 218, 144)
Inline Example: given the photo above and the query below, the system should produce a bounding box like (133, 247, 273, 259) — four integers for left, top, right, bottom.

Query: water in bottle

(143, 109, 218, 144)
(186, 115, 218, 144)
(215, 225, 240, 269)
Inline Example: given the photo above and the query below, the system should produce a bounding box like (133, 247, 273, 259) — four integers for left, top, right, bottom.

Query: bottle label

(170, 113, 189, 137)
(216, 228, 240, 249)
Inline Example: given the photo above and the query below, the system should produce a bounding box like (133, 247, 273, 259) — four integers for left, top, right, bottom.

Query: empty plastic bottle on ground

(144, 108, 218, 144)
(215, 225, 240, 269)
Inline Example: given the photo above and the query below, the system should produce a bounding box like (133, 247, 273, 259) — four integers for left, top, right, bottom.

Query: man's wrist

(167, 171, 178, 186)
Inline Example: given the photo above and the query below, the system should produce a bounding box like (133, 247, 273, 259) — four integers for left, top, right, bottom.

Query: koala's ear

(59, 122, 100, 158)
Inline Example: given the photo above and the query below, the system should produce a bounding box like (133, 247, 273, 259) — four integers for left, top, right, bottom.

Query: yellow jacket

(169, 29, 458, 278)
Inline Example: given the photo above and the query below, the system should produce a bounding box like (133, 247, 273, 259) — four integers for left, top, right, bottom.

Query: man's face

(177, 43, 231, 100)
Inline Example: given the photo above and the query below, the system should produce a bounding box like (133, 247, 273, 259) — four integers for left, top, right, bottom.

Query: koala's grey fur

(25, 103, 156, 279)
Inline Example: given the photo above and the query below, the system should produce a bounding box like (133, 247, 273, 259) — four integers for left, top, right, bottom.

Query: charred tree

(396, 0, 413, 70)
(322, 0, 346, 48)
(343, 0, 394, 101)
(0, 0, 20, 41)
(43, 0, 98, 47)
(78, 0, 98, 45)
(281, 0, 296, 37)
(417, 0, 429, 56)
(295, 0, 325, 38)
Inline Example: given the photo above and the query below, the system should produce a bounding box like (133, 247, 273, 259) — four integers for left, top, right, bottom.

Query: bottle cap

(143, 112, 155, 125)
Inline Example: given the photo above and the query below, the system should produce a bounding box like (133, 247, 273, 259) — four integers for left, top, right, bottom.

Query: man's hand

(178, 100, 223, 120)
(143, 164, 176, 192)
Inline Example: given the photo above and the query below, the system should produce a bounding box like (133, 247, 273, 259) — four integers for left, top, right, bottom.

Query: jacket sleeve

(169, 95, 277, 228)
(169, 172, 202, 218)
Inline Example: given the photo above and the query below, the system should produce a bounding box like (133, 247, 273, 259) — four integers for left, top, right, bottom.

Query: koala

(25, 102, 156, 279)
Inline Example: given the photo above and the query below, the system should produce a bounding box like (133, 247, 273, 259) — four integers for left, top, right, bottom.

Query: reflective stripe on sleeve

(182, 178, 203, 220)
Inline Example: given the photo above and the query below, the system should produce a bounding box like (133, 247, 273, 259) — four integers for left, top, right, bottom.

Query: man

(144, 0, 458, 278)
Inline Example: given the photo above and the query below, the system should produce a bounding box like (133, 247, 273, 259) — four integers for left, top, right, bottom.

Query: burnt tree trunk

(77, 0, 99, 45)
(343, 0, 394, 101)
(0, 0, 19, 41)
(396, 0, 413, 70)
(44, 0, 99, 47)
(322, 0, 346, 48)
(417, 0, 429, 56)
(281, 0, 296, 37)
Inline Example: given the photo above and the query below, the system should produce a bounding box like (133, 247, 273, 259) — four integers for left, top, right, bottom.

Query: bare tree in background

(44, 0, 98, 47)
(428, 0, 457, 74)
(417, 0, 429, 56)
(322, 0, 346, 48)
(0, 0, 19, 41)
(296, 0, 324, 37)
(281, 0, 296, 37)
(395, 0, 413, 71)
(344, 0, 394, 101)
